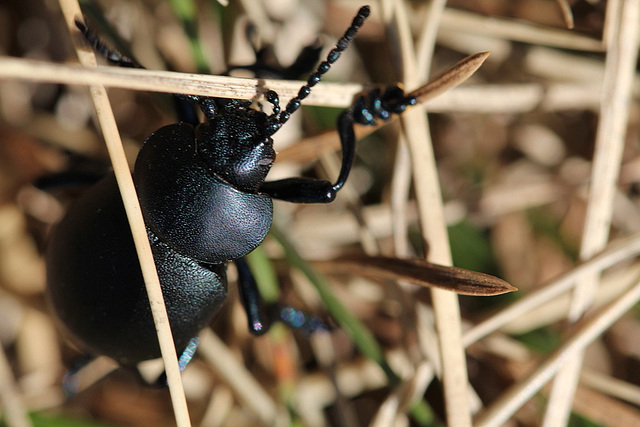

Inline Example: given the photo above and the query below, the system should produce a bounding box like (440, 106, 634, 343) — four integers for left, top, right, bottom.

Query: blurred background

(1, 0, 639, 426)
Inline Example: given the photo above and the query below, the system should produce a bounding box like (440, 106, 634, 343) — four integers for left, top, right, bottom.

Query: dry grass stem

(0, 343, 31, 427)
(544, 1, 640, 424)
(524, 47, 608, 83)
(603, 0, 622, 47)
(499, 263, 640, 334)
(572, 386, 640, 427)
(0, 56, 362, 107)
(381, 0, 449, 423)
(197, 330, 280, 425)
(464, 232, 640, 347)
(385, 0, 473, 425)
(58, 0, 190, 425)
(62, 357, 119, 394)
(0, 56, 613, 113)
(580, 369, 640, 407)
(555, 0, 575, 29)
(475, 279, 640, 427)
(427, 82, 603, 112)
(440, 8, 603, 51)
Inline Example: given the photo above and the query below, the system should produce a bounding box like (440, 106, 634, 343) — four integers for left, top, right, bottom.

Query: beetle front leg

(261, 85, 417, 204)
(259, 110, 356, 204)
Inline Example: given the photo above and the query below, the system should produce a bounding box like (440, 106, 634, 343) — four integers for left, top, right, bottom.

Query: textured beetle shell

(46, 174, 228, 364)
(134, 123, 273, 263)
(47, 122, 275, 364)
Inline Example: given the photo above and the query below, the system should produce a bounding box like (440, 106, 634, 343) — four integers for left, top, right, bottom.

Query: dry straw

(57, 0, 191, 425)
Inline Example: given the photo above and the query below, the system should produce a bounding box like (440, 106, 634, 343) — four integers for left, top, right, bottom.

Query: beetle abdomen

(134, 123, 273, 263)
(46, 174, 227, 364)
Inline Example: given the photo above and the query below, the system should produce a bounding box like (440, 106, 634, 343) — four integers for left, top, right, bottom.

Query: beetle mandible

(47, 5, 417, 366)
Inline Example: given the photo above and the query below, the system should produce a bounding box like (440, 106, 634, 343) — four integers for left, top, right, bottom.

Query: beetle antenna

(75, 19, 142, 68)
(265, 5, 370, 135)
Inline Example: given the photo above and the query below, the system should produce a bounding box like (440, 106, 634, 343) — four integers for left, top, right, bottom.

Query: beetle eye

(257, 140, 275, 167)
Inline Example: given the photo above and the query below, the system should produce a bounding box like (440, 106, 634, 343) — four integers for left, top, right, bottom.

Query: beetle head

(194, 5, 371, 194)
(196, 109, 276, 193)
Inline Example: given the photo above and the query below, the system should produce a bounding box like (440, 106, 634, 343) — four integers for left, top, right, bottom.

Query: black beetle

(47, 5, 417, 366)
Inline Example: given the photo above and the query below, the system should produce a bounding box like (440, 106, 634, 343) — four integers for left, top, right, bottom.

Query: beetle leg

(75, 20, 141, 68)
(276, 305, 328, 334)
(235, 257, 272, 335)
(152, 336, 200, 387)
(61, 354, 95, 396)
(260, 84, 417, 203)
(177, 337, 200, 370)
(281, 42, 323, 80)
(352, 84, 418, 126)
(34, 153, 109, 191)
(176, 95, 218, 122)
(259, 109, 357, 203)
(257, 110, 356, 203)
(235, 258, 328, 334)
(259, 177, 337, 203)
(75, 19, 205, 125)
(228, 39, 322, 81)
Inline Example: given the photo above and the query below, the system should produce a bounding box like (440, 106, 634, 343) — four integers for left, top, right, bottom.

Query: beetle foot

(352, 84, 418, 126)
(273, 304, 330, 334)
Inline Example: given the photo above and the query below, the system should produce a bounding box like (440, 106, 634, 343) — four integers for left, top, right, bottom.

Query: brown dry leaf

(408, 51, 491, 103)
(317, 254, 517, 296)
(276, 51, 490, 166)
